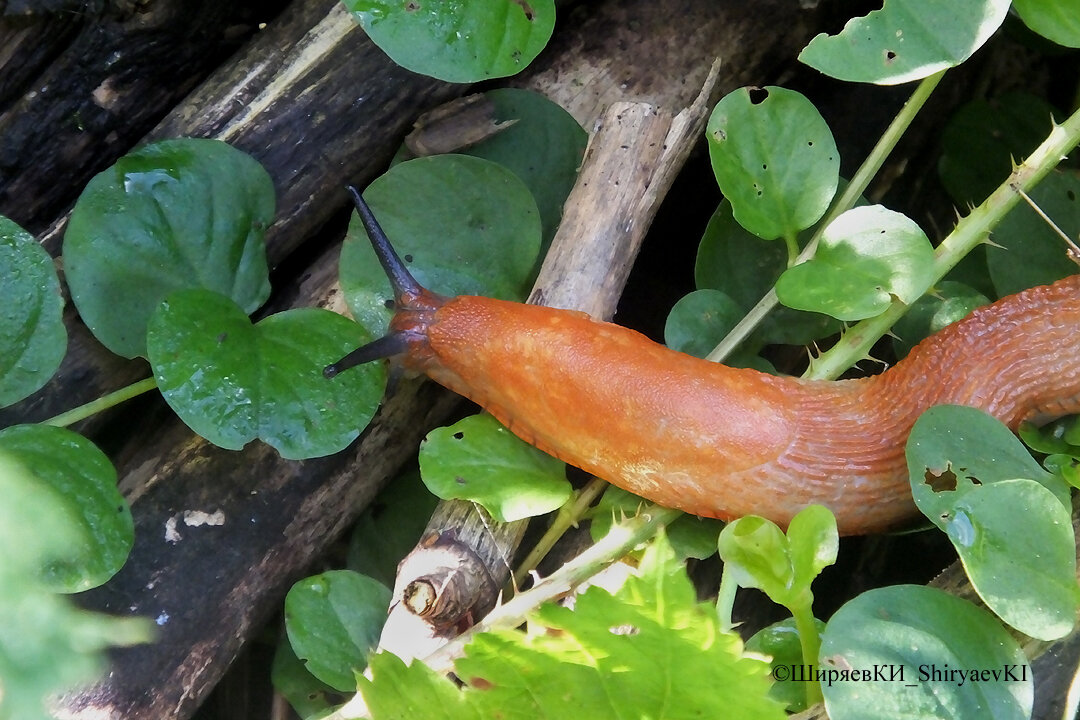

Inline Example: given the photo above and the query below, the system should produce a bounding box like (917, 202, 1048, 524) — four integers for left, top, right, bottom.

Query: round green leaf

(1013, 0, 1080, 47)
(284, 570, 392, 692)
(340, 155, 541, 338)
(891, 281, 989, 359)
(0, 424, 132, 593)
(776, 205, 934, 321)
(147, 289, 385, 460)
(746, 617, 827, 712)
(344, 0, 555, 83)
(939, 93, 1061, 207)
(798, 0, 1011, 85)
(64, 138, 274, 359)
(694, 202, 840, 347)
(821, 585, 1032, 720)
(271, 635, 342, 719)
(717, 516, 794, 603)
(418, 413, 569, 522)
(707, 87, 839, 241)
(0, 216, 66, 407)
(664, 289, 744, 359)
(986, 170, 1080, 297)
(453, 88, 587, 252)
(907, 406, 1078, 640)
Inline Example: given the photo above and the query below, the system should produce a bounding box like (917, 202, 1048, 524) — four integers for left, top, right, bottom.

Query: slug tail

(346, 185, 423, 303)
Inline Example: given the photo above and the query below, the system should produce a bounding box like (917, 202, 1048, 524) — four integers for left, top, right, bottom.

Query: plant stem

(716, 562, 738, 633)
(791, 602, 823, 707)
(41, 376, 158, 427)
(806, 101, 1080, 380)
(707, 70, 946, 363)
(512, 477, 609, 586)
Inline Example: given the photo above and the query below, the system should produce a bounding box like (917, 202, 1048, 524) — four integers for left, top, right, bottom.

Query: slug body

(330, 189, 1080, 535)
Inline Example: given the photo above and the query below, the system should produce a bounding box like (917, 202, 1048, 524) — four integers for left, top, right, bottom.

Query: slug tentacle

(328, 190, 1080, 535)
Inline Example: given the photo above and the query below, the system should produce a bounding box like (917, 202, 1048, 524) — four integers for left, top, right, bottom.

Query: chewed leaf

(707, 87, 839, 241)
(0, 424, 132, 593)
(798, 0, 1011, 85)
(776, 205, 934, 321)
(0, 216, 66, 408)
(344, 0, 555, 83)
(821, 585, 1032, 720)
(419, 413, 569, 522)
(284, 570, 391, 692)
(340, 155, 541, 338)
(907, 406, 1078, 640)
(64, 138, 274, 359)
(147, 289, 384, 460)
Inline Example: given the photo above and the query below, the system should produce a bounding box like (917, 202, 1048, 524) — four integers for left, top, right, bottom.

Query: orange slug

(327, 188, 1080, 535)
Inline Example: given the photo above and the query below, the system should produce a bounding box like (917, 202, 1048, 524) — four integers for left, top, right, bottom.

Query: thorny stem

(806, 101, 1080, 380)
(707, 70, 946, 363)
(40, 376, 158, 428)
(511, 476, 609, 587)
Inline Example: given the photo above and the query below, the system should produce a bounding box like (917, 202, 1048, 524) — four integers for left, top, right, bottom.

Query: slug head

(324, 187, 447, 379)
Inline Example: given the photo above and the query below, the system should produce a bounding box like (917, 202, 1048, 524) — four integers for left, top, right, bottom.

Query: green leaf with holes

(707, 87, 839, 241)
(64, 138, 273, 359)
(776, 205, 934, 321)
(0, 424, 132, 593)
(0, 216, 66, 408)
(906, 405, 1078, 640)
(419, 413, 569, 522)
(147, 289, 385, 460)
(798, 0, 1011, 85)
(344, 0, 555, 82)
(340, 155, 541, 338)
(820, 585, 1031, 720)
(284, 570, 391, 692)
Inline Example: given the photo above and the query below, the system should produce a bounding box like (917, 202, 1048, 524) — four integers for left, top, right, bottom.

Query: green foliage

(986, 170, 1080, 296)
(147, 289, 385, 460)
(419, 413, 569, 522)
(358, 536, 787, 719)
(907, 406, 1079, 640)
(707, 87, 839, 243)
(820, 585, 1032, 720)
(891, 281, 988, 358)
(284, 570, 392, 692)
(1012, 0, 1080, 48)
(339, 155, 542, 337)
(0, 424, 132, 593)
(745, 617, 826, 712)
(343, 0, 555, 83)
(588, 486, 724, 560)
(63, 138, 274, 359)
(799, 0, 1010, 85)
(775, 205, 935, 321)
(0, 217, 65, 408)
(271, 636, 344, 719)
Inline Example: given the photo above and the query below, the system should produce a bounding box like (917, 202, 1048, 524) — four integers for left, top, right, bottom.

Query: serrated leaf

(0, 216, 66, 407)
(986, 170, 1080, 297)
(820, 585, 1032, 720)
(419, 413, 569, 522)
(284, 570, 391, 692)
(776, 205, 934, 321)
(907, 405, 1078, 640)
(147, 289, 384, 460)
(707, 87, 839, 241)
(694, 201, 840, 346)
(891, 281, 989, 359)
(340, 155, 541, 338)
(1013, 0, 1080, 47)
(344, 0, 555, 83)
(798, 0, 1011, 85)
(746, 618, 827, 712)
(359, 535, 785, 719)
(939, 92, 1061, 207)
(64, 138, 274, 359)
(0, 425, 132, 593)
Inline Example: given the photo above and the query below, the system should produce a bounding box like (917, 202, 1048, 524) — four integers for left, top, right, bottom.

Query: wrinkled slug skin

(395, 275, 1080, 535)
